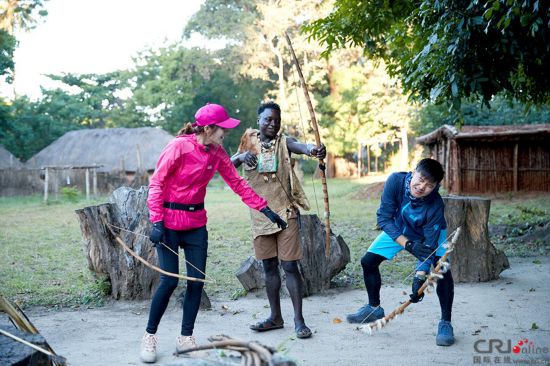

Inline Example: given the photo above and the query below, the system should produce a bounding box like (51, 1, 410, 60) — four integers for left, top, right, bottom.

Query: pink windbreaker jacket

(148, 134, 267, 230)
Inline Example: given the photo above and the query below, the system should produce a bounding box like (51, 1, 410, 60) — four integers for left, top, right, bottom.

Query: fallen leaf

(531, 323, 539, 330)
(333, 318, 342, 324)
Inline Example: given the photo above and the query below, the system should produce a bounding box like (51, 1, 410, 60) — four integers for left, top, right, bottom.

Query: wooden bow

(284, 32, 331, 258)
(103, 221, 210, 283)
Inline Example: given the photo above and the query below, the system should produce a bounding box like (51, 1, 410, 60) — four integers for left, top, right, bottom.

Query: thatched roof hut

(416, 124, 550, 193)
(26, 127, 174, 173)
(0, 145, 23, 169)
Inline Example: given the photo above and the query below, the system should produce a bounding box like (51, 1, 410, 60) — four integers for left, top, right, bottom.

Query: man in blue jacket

(347, 158, 455, 346)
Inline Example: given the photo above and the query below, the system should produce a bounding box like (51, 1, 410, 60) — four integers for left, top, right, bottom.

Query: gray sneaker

(346, 304, 384, 324)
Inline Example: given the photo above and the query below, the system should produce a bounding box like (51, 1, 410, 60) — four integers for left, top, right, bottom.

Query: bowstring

(105, 223, 214, 284)
(290, 63, 321, 218)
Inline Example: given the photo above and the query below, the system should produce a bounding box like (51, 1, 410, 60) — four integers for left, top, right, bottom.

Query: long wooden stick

(284, 32, 331, 258)
(113, 236, 211, 283)
(102, 221, 212, 283)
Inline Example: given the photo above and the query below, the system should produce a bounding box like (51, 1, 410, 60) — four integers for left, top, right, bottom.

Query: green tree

(125, 44, 273, 152)
(0, 70, 142, 160)
(305, 0, 550, 108)
(187, 0, 417, 162)
(0, 0, 48, 34)
(0, 94, 82, 160)
(0, 0, 48, 91)
(46, 72, 130, 128)
(0, 29, 15, 79)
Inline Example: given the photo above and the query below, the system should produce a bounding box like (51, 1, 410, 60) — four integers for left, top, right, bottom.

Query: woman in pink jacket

(141, 103, 286, 363)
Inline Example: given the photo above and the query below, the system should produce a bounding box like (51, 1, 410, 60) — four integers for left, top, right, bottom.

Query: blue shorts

(367, 230, 448, 272)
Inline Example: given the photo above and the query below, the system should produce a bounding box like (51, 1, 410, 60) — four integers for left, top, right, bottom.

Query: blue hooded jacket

(376, 172, 446, 270)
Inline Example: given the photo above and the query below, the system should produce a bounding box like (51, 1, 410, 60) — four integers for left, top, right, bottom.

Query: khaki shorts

(253, 217, 301, 261)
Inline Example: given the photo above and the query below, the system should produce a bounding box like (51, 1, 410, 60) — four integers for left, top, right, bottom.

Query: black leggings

(361, 252, 454, 321)
(145, 226, 208, 336)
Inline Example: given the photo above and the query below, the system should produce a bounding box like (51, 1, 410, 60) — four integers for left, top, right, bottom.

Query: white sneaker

(175, 335, 198, 353)
(140, 332, 158, 363)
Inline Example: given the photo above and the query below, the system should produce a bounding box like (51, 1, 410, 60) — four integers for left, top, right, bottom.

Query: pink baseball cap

(194, 103, 240, 129)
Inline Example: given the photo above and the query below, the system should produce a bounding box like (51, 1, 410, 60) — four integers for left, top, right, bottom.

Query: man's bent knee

(262, 257, 279, 273)
(280, 260, 299, 274)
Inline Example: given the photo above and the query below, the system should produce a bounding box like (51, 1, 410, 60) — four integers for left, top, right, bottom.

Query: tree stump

(235, 256, 265, 291)
(177, 287, 212, 311)
(443, 196, 510, 282)
(235, 214, 350, 296)
(299, 215, 350, 295)
(75, 186, 209, 304)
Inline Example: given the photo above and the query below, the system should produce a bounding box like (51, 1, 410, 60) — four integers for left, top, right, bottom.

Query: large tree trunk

(76, 187, 209, 306)
(443, 196, 509, 282)
(75, 186, 159, 300)
(235, 214, 350, 296)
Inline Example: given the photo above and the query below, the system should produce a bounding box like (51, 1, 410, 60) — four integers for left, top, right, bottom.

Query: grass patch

(489, 196, 550, 257)
(0, 195, 111, 308)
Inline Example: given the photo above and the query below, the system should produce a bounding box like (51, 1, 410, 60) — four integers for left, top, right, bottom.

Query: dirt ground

(6, 256, 546, 366)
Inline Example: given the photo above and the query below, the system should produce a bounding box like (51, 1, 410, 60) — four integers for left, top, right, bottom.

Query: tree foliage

(0, 29, 15, 79)
(305, 0, 550, 107)
(0, 0, 48, 34)
(0, 0, 48, 83)
(0, 95, 81, 160)
(0, 44, 274, 159)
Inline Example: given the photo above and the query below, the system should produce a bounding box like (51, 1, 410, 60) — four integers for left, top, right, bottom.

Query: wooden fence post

(92, 167, 98, 197)
(43, 168, 49, 203)
(513, 143, 518, 192)
(85, 168, 90, 200)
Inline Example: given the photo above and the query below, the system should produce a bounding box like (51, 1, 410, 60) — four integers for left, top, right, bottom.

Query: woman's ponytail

(177, 122, 204, 136)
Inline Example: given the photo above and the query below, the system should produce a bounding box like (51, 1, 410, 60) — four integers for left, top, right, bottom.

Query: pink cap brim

(215, 117, 240, 129)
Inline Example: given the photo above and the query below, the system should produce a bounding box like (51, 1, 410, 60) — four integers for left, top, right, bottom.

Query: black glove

(260, 207, 287, 230)
(409, 274, 427, 303)
(241, 152, 258, 167)
(149, 221, 165, 246)
(404, 240, 433, 261)
(308, 144, 327, 160)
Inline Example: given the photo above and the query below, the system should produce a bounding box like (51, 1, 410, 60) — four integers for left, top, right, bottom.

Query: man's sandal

(295, 324, 312, 339)
(250, 319, 284, 332)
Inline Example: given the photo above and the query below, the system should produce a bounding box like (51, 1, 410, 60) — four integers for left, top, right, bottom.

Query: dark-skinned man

(231, 101, 326, 339)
